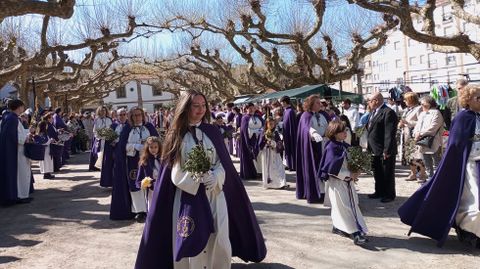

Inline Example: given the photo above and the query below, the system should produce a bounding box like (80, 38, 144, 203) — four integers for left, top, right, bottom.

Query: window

(407, 38, 416, 47)
(419, 55, 425, 64)
(409, 56, 417, 66)
(365, 61, 371, 68)
(116, 86, 126, 98)
(410, 76, 418, 82)
(153, 104, 163, 111)
(152, 85, 163, 96)
(446, 55, 456, 65)
(421, 75, 427, 82)
(444, 26, 453, 36)
(442, 13, 453, 22)
(394, 41, 400, 50)
(395, 59, 402, 68)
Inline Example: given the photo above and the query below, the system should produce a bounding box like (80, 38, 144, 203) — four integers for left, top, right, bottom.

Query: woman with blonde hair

(296, 94, 330, 203)
(110, 107, 158, 222)
(399, 84, 480, 248)
(399, 92, 424, 181)
(135, 90, 266, 269)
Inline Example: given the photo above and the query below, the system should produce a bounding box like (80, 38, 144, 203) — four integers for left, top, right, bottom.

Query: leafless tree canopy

(3, 0, 479, 107)
(348, 0, 480, 60)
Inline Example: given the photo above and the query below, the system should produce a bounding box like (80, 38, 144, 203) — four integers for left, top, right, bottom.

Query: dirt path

(0, 152, 479, 269)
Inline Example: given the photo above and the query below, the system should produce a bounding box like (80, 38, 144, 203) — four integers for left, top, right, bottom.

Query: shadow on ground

(359, 234, 480, 255)
(232, 263, 295, 269)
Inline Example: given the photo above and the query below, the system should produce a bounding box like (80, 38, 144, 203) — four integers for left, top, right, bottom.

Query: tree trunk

(136, 80, 143, 108)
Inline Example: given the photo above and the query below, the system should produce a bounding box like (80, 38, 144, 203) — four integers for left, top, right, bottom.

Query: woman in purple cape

(135, 90, 266, 269)
(296, 95, 330, 203)
(110, 107, 158, 223)
(398, 84, 480, 248)
(0, 99, 33, 205)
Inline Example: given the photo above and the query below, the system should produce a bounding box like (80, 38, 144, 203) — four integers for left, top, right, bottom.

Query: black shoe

(89, 167, 101, 172)
(380, 197, 395, 203)
(368, 193, 382, 199)
(332, 227, 350, 238)
(17, 197, 34, 204)
(135, 212, 146, 223)
(279, 184, 290, 190)
(353, 233, 368, 245)
(43, 173, 55, 179)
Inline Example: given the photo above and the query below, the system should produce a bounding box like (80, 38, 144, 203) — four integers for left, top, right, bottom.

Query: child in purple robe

(136, 136, 162, 211)
(319, 120, 368, 245)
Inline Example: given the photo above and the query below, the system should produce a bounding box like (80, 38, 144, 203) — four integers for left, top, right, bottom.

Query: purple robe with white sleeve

(296, 111, 330, 203)
(239, 114, 258, 180)
(398, 110, 477, 246)
(135, 123, 266, 269)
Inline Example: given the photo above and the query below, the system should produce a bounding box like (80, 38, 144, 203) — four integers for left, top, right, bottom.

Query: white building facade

(103, 80, 175, 113)
(342, 0, 480, 96)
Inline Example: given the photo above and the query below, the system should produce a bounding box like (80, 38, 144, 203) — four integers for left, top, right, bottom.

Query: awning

(233, 96, 253, 105)
(248, 84, 363, 104)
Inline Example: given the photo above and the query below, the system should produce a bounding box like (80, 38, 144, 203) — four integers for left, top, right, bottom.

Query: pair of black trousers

(372, 155, 396, 199)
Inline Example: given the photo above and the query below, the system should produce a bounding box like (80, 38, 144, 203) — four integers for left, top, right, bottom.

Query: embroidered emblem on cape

(129, 169, 138, 180)
(177, 216, 195, 238)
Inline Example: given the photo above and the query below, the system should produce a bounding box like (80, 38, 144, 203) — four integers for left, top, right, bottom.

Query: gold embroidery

(177, 216, 195, 238)
(129, 169, 138, 180)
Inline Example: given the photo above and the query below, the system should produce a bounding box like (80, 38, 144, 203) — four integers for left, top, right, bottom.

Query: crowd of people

(1, 80, 479, 267)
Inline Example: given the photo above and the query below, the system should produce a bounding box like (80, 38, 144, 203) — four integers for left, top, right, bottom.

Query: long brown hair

(161, 90, 211, 166)
(139, 136, 162, 167)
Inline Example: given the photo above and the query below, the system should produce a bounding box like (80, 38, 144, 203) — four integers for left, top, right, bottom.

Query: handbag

(416, 126, 441, 148)
(415, 135, 434, 148)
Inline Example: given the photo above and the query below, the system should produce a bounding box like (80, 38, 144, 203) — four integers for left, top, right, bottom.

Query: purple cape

(99, 122, 117, 187)
(0, 113, 19, 205)
(53, 113, 68, 129)
(135, 156, 158, 191)
(398, 109, 476, 246)
(239, 114, 260, 180)
(295, 111, 330, 203)
(282, 106, 297, 170)
(318, 140, 349, 181)
(109, 122, 158, 219)
(135, 123, 267, 269)
(233, 113, 243, 157)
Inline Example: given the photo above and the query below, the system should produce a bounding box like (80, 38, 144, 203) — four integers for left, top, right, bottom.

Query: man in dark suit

(366, 92, 398, 203)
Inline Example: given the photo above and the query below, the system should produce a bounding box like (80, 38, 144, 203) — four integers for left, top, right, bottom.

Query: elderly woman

(412, 96, 444, 182)
(398, 92, 424, 181)
(398, 84, 480, 248)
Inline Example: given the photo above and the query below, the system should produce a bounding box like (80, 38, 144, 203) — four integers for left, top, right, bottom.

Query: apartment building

(343, 0, 480, 95)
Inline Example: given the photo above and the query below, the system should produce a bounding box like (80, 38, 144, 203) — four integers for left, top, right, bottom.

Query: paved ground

(1, 152, 479, 269)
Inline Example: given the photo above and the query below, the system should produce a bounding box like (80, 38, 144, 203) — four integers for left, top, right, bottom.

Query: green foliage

(347, 146, 372, 174)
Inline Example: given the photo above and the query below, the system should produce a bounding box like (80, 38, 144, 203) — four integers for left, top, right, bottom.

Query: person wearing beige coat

(413, 96, 445, 182)
(398, 92, 425, 181)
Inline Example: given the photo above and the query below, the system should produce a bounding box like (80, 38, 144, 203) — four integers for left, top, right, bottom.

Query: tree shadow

(0, 234, 42, 248)
(0, 256, 21, 265)
(251, 202, 329, 217)
(357, 194, 409, 218)
(359, 235, 480, 255)
(232, 263, 295, 269)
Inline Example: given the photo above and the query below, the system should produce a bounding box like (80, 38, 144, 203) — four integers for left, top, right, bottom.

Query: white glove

(134, 144, 144, 151)
(312, 133, 323, 143)
(202, 173, 217, 190)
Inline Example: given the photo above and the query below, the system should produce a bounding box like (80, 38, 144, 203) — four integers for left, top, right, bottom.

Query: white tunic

(455, 118, 480, 237)
(260, 140, 287, 189)
(310, 113, 328, 193)
(171, 126, 231, 269)
(39, 137, 53, 174)
(126, 125, 151, 213)
(248, 115, 263, 172)
(324, 155, 368, 235)
(17, 122, 32, 199)
(93, 117, 113, 152)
